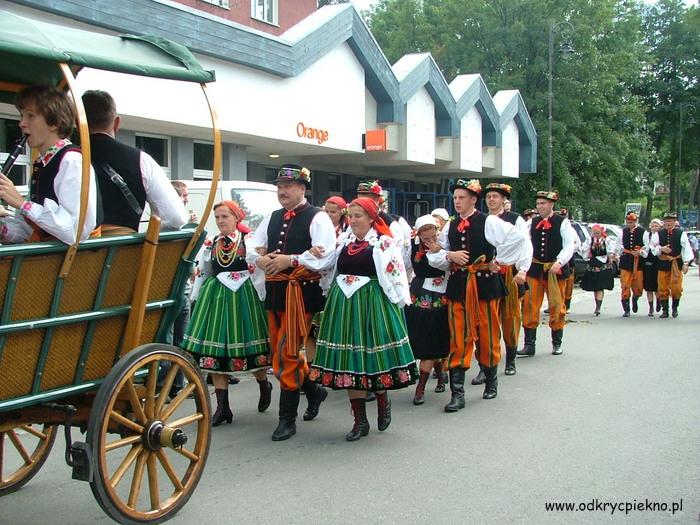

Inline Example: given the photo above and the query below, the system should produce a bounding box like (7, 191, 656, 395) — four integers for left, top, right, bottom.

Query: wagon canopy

(0, 10, 215, 102)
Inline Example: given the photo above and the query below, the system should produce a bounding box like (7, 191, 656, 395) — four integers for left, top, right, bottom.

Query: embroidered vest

(619, 226, 645, 272)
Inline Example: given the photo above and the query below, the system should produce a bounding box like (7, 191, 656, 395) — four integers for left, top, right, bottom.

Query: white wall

(501, 120, 520, 178)
(365, 88, 378, 129)
(460, 106, 482, 172)
(405, 87, 435, 164)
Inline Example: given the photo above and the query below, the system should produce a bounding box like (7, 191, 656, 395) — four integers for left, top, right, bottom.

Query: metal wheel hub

(144, 421, 188, 451)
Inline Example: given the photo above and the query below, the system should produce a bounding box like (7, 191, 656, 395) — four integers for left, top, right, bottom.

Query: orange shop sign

(297, 122, 329, 145)
(364, 129, 387, 151)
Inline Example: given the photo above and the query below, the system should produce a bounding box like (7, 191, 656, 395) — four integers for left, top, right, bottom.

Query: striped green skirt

(309, 278, 418, 391)
(182, 277, 270, 374)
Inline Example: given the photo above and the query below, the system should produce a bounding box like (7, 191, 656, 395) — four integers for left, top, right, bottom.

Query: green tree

(368, 0, 654, 222)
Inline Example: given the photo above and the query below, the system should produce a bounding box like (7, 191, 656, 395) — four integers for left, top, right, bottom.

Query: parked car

(569, 220, 591, 282)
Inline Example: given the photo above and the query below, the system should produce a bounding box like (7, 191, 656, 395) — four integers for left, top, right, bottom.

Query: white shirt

(1, 150, 97, 244)
(649, 229, 695, 263)
(494, 212, 532, 272)
(580, 236, 615, 264)
(246, 200, 337, 299)
(139, 151, 188, 230)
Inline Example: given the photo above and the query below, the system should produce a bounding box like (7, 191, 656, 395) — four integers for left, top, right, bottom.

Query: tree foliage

(366, 0, 697, 222)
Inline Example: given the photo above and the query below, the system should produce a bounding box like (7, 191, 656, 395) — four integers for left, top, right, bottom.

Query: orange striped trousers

(267, 311, 313, 391)
(447, 299, 501, 369)
(564, 274, 574, 303)
(657, 270, 683, 300)
(620, 268, 643, 299)
(522, 276, 567, 330)
(499, 296, 521, 349)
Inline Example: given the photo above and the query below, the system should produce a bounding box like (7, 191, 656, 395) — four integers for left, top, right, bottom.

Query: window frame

(134, 132, 171, 175)
(251, 0, 279, 26)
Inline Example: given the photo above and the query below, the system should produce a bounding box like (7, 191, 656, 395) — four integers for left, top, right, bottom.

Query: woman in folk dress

(579, 224, 615, 316)
(309, 198, 417, 441)
(182, 201, 272, 426)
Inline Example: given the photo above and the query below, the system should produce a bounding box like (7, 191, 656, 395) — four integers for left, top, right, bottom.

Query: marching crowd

(0, 86, 695, 444)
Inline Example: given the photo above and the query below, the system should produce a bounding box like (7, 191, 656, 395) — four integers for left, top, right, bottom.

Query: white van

(141, 180, 279, 235)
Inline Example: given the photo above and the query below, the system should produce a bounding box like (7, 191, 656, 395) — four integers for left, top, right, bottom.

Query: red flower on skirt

(397, 370, 410, 383)
(360, 376, 369, 389)
(322, 372, 333, 386)
(231, 358, 247, 371)
(379, 374, 393, 387)
(308, 368, 321, 381)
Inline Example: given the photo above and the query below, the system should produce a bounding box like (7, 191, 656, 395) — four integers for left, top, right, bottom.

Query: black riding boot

(302, 377, 328, 421)
(471, 369, 486, 385)
(444, 368, 466, 412)
(632, 295, 639, 313)
(551, 329, 563, 355)
(671, 298, 680, 318)
(504, 346, 517, 376)
(594, 299, 602, 316)
(516, 328, 537, 357)
(257, 378, 273, 413)
(647, 301, 654, 317)
(660, 299, 670, 318)
(271, 390, 300, 441)
(346, 399, 370, 441)
(622, 298, 630, 317)
(482, 366, 498, 400)
(212, 388, 233, 426)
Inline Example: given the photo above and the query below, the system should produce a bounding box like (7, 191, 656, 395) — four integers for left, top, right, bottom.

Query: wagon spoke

(144, 362, 158, 420)
(110, 444, 142, 489)
(155, 363, 180, 417)
(105, 434, 142, 452)
(127, 449, 148, 509)
(0, 432, 4, 482)
(173, 446, 198, 462)
(125, 379, 147, 424)
(147, 452, 160, 510)
(7, 430, 32, 465)
(109, 410, 144, 434)
(155, 449, 183, 492)
(160, 383, 196, 422)
(168, 413, 204, 429)
(20, 425, 47, 440)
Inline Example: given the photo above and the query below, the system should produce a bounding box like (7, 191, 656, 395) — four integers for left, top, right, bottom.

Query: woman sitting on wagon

(182, 200, 273, 426)
(0, 85, 98, 244)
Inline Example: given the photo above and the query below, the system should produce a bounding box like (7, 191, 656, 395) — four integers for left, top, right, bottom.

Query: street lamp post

(547, 20, 575, 191)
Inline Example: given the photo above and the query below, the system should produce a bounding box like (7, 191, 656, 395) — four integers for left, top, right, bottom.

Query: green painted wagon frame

(0, 10, 222, 524)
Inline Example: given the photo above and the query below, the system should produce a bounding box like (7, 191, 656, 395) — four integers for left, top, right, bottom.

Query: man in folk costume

(614, 212, 645, 317)
(517, 190, 577, 357)
(246, 164, 336, 441)
(558, 207, 578, 311)
(467, 183, 531, 382)
(428, 179, 528, 409)
(650, 212, 694, 318)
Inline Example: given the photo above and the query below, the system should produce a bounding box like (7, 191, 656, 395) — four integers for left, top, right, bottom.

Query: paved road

(2, 274, 699, 525)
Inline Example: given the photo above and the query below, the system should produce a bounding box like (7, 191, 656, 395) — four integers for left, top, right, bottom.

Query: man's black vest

(619, 226, 645, 272)
(30, 145, 81, 206)
(528, 214, 570, 279)
(657, 228, 683, 272)
(445, 210, 506, 301)
(265, 203, 324, 312)
(90, 134, 146, 231)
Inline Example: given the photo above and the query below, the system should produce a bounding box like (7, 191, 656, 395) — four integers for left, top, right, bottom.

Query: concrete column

(222, 143, 248, 181)
(171, 137, 194, 180)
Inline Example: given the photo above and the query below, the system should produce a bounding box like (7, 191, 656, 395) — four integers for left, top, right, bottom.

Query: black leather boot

(516, 328, 537, 357)
(504, 346, 516, 376)
(471, 369, 486, 385)
(302, 377, 328, 421)
(212, 388, 233, 426)
(482, 366, 498, 400)
(271, 389, 299, 441)
(257, 378, 273, 413)
(671, 298, 680, 318)
(551, 329, 563, 355)
(346, 398, 370, 441)
(660, 299, 670, 318)
(444, 368, 466, 412)
(376, 392, 391, 431)
(413, 370, 430, 405)
(622, 298, 630, 317)
(648, 301, 654, 317)
(656, 299, 661, 312)
(594, 299, 602, 316)
(632, 295, 639, 313)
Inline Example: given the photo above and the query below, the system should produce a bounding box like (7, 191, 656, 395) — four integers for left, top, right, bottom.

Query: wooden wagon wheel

(87, 344, 211, 525)
(0, 424, 57, 496)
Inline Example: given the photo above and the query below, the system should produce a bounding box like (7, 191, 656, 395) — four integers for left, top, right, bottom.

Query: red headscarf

(349, 197, 392, 238)
(325, 196, 347, 209)
(214, 200, 251, 234)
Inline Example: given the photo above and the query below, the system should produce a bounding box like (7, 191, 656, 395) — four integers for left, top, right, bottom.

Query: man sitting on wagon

(0, 86, 99, 244)
(82, 90, 187, 236)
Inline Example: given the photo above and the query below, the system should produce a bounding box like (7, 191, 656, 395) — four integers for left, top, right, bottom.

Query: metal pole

(547, 22, 554, 191)
(678, 103, 683, 214)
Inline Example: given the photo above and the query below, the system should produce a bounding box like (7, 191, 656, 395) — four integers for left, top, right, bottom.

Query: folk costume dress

(580, 236, 615, 292)
(641, 230, 659, 292)
(404, 240, 450, 361)
(182, 231, 270, 374)
(309, 228, 418, 391)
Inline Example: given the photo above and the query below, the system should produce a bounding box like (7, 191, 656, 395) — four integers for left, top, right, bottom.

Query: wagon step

(41, 402, 94, 482)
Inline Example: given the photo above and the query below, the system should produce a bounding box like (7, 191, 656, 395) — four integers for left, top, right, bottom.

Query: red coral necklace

(347, 240, 369, 256)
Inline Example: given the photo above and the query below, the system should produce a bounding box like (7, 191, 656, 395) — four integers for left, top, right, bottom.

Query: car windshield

(229, 188, 279, 231)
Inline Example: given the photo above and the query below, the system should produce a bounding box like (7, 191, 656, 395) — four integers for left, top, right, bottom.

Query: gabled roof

(493, 90, 538, 173)
(449, 74, 500, 147)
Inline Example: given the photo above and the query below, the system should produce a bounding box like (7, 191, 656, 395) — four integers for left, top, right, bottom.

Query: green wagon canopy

(0, 9, 215, 102)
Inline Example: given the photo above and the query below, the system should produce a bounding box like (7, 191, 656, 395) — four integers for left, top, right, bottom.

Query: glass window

(327, 174, 341, 193)
(135, 134, 169, 167)
(193, 142, 214, 171)
(201, 0, 229, 7)
(252, 0, 278, 25)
